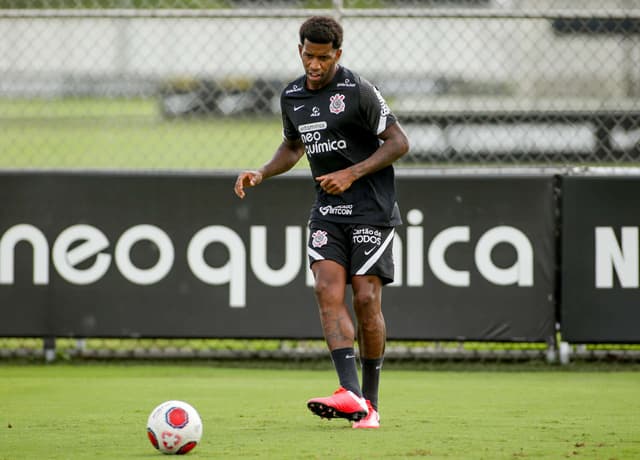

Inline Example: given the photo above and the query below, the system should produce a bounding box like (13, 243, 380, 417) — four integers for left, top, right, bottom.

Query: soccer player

(234, 15, 409, 429)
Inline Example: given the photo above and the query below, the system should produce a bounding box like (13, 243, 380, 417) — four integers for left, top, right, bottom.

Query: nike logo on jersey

(294, 105, 305, 111)
(364, 247, 377, 255)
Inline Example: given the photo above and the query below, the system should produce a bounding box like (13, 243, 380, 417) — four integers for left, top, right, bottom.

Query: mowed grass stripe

(0, 98, 299, 170)
(1, 364, 639, 459)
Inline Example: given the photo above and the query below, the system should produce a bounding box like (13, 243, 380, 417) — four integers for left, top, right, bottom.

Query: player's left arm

(315, 121, 409, 195)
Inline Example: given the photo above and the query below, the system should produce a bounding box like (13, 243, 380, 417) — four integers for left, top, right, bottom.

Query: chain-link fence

(2, 0, 639, 169)
(3, 1, 640, 362)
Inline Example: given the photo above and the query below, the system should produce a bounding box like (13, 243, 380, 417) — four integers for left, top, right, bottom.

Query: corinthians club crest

(311, 230, 328, 248)
(329, 93, 346, 114)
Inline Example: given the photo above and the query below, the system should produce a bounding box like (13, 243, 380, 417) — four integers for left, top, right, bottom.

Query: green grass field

(0, 98, 306, 170)
(3, 97, 640, 459)
(1, 364, 639, 459)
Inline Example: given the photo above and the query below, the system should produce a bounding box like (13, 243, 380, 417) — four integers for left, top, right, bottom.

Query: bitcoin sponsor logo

(318, 204, 353, 216)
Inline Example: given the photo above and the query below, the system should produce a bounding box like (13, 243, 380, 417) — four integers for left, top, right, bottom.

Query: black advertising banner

(0, 171, 556, 341)
(387, 174, 557, 341)
(0, 171, 318, 338)
(562, 176, 640, 342)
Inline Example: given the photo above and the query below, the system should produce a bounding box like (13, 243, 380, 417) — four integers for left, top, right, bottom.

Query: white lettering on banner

(429, 226, 471, 287)
(116, 225, 174, 285)
(0, 224, 49, 284)
(53, 224, 112, 285)
(404, 209, 424, 286)
(595, 226, 639, 288)
(187, 226, 246, 308)
(250, 226, 302, 286)
(426, 224, 533, 287)
(0, 210, 536, 308)
(476, 226, 534, 286)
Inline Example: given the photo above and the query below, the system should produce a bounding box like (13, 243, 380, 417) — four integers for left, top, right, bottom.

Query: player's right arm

(234, 137, 305, 199)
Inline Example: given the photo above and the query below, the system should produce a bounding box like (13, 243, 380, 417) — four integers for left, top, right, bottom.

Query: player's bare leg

(312, 260, 354, 350)
(352, 275, 385, 428)
(306, 260, 368, 421)
(352, 275, 386, 358)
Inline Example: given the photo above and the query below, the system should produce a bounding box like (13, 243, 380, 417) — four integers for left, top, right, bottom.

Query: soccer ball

(146, 400, 203, 455)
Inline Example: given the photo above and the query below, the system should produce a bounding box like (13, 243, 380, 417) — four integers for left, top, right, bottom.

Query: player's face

(298, 39, 342, 90)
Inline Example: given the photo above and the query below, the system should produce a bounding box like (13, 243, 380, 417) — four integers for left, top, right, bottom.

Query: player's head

(299, 16, 343, 50)
(298, 16, 343, 90)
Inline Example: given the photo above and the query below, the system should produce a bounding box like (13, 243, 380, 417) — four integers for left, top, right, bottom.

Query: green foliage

(1, 364, 639, 459)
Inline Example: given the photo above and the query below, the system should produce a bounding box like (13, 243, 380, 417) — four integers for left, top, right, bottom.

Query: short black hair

(299, 16, 343, 49)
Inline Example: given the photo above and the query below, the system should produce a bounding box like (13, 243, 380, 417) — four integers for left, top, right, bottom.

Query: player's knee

(313, 279, 342, 305)
(353, 289, 372, 307)
(353, 289, 380, 313)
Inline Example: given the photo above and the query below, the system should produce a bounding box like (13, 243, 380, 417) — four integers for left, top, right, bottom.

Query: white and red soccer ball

(147, 400, 203, 455)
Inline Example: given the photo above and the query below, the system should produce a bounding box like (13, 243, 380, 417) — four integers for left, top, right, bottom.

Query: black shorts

(307, 220, 396, 285)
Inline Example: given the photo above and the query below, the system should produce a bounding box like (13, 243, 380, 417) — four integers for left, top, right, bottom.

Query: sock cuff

(331, 347, 356, 359)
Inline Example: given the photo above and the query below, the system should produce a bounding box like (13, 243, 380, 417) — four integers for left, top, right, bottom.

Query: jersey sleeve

(358, 78, 397, 135)
(280, 93, 299, 141)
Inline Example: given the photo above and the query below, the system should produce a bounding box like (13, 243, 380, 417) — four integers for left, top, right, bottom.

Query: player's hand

(234, 170, 263, 199)
(315, 169, 356, 195)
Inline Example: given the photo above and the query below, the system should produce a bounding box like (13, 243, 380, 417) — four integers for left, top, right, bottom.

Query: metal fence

(3, 0, 640, 362)
(2, 0, 640, 169)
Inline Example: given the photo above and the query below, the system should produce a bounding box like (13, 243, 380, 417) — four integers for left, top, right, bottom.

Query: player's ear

(298, 44, 303, 56)
(335, 48, 342, 61)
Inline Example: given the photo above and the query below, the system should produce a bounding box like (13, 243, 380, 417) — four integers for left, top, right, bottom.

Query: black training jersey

(281, 66, 402, 227)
